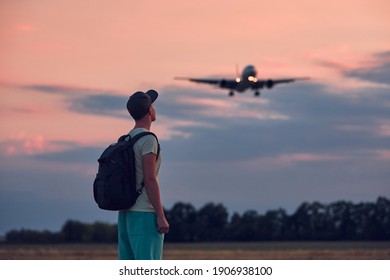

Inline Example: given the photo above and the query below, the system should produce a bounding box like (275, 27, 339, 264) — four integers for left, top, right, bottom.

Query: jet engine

(266, 80, 274, 89)
(219, 79, 237, 89)
(219, 79, 228, 88)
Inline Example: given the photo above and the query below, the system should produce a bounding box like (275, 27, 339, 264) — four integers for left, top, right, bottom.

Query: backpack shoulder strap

(125, 131, 160, 194)
(141, 132, 160, 156)
(123, 131, 160, 158)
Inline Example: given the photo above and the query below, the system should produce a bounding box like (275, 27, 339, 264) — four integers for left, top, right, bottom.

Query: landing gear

(254, 90, 261, 97)
(229, 91, 234, 97)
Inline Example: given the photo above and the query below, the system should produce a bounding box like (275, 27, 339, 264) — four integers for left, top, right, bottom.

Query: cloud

(68, 94, 127, 118)
(0, 132, 77, 156)
(157, 86, 292, 125)
(21, 83, 293, 141)
(22, 84, 129, 119)
(15, 75, 390, 165)
(32, 145, 101, 164)
(144, 80, 390, 170)
(344, 51, 390, 86)
(23, 84, 108, 96)
(374, 150, 390, 160)
(318, 50, 390, 86)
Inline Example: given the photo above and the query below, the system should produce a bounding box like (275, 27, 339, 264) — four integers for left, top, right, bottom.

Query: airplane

(175, 65, 309, 97)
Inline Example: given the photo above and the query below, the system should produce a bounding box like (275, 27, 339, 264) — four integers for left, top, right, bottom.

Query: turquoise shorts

(117, 211, 164, 260)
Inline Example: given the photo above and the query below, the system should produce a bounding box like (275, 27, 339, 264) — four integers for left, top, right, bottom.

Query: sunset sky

(0, 0, 389, 235)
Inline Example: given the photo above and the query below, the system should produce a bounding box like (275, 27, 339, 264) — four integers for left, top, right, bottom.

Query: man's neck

(133, 119, 151, 131)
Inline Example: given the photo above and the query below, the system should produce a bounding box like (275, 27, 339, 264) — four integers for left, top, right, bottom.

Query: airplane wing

(174, 77, 220, 85)
(174, 77, 238, 89)
(252, 77, 310, 89)
(272, 77, 310, 84)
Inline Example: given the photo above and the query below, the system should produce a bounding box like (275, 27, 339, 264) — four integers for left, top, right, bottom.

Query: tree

(165, 202, 198, 242)
(195, 202, 229, 241)
(374, 197, 390, 240)
(61, 220, 91, 243)
(90, 222, 117, 243)
(228, 210, 260, 241)
(289, 202, 330, 240)
(328, 201, 357, 240)
(4, 197, 390, 243)
(260, 209, 288, 240)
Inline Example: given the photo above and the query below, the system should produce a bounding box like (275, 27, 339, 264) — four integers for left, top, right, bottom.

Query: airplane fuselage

(232, 65, 258, 92)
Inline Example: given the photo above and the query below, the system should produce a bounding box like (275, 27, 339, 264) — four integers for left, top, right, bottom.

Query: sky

(0, 0, 389, 235)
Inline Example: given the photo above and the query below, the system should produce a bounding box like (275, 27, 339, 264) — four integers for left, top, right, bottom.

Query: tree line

(5, 197, 390, 243)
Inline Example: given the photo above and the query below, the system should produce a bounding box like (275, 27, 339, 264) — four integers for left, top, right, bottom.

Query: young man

(118, 89, 169, 260)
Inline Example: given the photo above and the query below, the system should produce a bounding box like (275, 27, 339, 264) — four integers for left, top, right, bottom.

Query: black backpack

(93, 131, 160, 211)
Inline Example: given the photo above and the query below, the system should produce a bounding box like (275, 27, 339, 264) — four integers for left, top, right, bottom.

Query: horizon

(0, 196, 388, 236)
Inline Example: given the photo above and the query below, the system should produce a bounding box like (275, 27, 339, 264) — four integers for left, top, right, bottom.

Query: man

(118, 89, 169, 260)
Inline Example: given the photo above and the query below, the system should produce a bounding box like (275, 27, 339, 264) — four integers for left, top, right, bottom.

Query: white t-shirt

(128, 128, 161, 212)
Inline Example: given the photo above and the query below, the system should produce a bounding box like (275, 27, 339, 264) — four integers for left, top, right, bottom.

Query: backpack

(93, 131, 160, 211)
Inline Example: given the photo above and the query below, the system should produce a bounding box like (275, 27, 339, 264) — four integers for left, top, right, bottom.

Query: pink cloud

(374, 150, 390, 160)
(23, 135, 45, 155)
(275, 153, 346, 164)
(238, 152, 347, 170)
(378, 124, 390, 137)
(2, 132, 70, 156)
(5, 146, 17, 156)
(336, 119, 390, 138)
(3, 132, 45, 156)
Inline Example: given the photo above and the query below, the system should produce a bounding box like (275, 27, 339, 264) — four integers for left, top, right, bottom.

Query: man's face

(150, 104, 156, 122)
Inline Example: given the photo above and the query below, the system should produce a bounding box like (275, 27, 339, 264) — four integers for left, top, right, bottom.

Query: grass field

(1, 242, 389, 260)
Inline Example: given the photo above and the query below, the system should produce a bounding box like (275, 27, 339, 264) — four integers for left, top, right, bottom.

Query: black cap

(127, 89, 158, 120)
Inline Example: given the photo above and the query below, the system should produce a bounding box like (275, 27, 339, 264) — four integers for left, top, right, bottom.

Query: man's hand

(157, 216, 170, 234)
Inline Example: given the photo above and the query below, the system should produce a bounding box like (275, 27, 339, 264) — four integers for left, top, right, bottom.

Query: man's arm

(142, 153, 170, 234)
